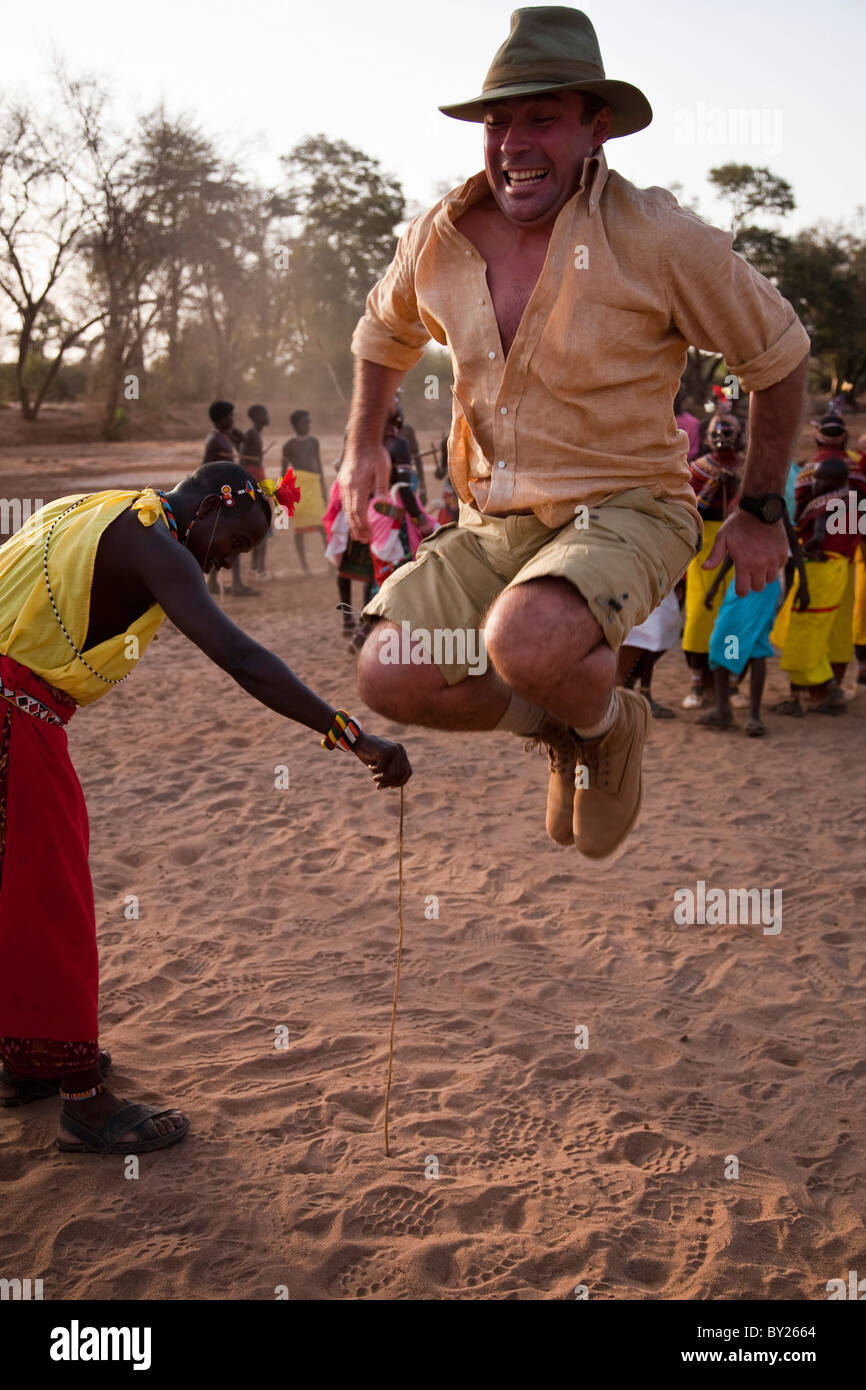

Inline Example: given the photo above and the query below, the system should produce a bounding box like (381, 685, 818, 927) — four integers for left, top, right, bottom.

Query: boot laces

(524, 725, 577, 775)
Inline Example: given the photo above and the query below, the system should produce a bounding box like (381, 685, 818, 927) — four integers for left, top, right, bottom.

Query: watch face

(762, 496, 786, 523)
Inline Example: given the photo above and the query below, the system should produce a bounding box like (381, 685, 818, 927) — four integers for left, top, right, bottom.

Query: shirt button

(488, 350, 496, 359)
(478, 297, 484, 304)
(497, 460, 506, 469)
(500, 406, 508, 415)
(465, 249, 472, 256)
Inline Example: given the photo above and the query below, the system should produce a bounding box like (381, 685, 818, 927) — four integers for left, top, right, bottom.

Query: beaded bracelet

(321, 710, 362, 752)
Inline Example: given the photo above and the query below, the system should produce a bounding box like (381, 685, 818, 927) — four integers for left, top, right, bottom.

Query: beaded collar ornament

(155, 490, 179, 538)
(41, 494, 180, 689)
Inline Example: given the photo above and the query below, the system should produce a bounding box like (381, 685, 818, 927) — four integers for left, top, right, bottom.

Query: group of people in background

(203, 393, 442, 651)
(204, 388, 866, 732)
(202, 400, 329, 593)
(621, 397, 866, 735)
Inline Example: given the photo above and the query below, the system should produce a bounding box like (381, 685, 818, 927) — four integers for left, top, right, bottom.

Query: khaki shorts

(363, 487, 702, 685)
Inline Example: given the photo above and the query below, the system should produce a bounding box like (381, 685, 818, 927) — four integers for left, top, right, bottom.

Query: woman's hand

(352, 732, 412, 788)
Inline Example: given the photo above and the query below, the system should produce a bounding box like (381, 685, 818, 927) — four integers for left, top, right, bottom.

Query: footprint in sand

(563, 1117, 613, 1157)
(452, 1185, 527, 1235)
(485, 1107, 561, 1165)
(285, 1102, 331, 1137)
(803, 1131, 859, 1197)
(826, 1058, 866, 1090)
(283, 1137, 348, 1174)
(664, 1091, 734, 1139)
(681, 1199, 723, 1283)
(737, 1079, 786, 1104)
(605, 1129, 694, 1174)
(342, 1185, 442, 1240)
(457, 1241, 523, 1291)
(600, 1217, 677, 1291)
(635, 1181, 675, 1223)
(285, 1191, 340, 1238)
(331, 1245, 400, 1299)
(591, 1169, 642, 1206)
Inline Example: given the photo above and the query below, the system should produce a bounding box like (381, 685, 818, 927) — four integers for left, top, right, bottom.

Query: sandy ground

(0, 450, 864, 1301)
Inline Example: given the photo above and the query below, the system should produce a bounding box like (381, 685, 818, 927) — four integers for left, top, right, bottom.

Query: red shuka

(0, 655, 98, 1040)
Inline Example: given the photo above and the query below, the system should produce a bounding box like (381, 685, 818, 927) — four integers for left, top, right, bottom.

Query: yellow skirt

(853, 546, 866, 647)
(290, 471, 327, 532)
(771, 552, 851, 685)
(827, 556, 855, 666)
(682, 520, 731, 653)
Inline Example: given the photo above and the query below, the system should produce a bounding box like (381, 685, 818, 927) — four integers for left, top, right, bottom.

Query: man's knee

(485, 578, 604, 690)
(357, 621, 447, 721)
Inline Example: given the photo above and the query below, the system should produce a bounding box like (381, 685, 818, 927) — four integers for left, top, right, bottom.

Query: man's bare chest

(484, 260, 545, 357)
(457, 207, 551, 358)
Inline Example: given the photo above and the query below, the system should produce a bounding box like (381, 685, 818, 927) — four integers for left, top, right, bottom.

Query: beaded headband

(219, 478, 259, 508)
(210, 468, 301, 518)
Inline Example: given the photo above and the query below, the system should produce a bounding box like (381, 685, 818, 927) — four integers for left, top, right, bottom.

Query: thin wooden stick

(384, 785, 405, 1157)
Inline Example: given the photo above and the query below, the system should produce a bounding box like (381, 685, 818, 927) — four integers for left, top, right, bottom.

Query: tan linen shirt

(351, 146, 810, 530)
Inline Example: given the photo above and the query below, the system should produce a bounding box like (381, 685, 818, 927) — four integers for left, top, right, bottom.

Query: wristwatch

(738, 493, 787, 524)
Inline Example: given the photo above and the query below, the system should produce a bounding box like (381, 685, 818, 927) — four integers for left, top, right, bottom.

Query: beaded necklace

(156, 490, 180, 540)
(43, 490, 179, 687)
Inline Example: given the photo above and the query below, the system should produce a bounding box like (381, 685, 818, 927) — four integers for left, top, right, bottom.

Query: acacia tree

(0, 99, 104, 419)
(708, 163, 796, 238)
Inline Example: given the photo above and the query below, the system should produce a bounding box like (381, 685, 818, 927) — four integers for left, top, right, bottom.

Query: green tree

(132, 109, 225, 387)
(273, 135, 406, 406)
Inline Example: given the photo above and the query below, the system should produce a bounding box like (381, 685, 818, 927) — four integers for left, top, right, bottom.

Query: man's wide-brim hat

(439, 6, 652, 139)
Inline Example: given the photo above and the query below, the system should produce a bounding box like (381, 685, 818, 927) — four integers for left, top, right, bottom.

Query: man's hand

(341, 444, 390, 542)
(702, 511, 786, 595)
(352, 732, 412, 788)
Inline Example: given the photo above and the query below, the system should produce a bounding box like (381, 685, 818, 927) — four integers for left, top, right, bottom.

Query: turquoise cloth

(783, 459, 798, 519)
(709, 576, 781, 675)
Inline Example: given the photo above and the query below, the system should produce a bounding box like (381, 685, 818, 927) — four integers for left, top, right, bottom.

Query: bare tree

(56, 72, 163, 437)
(0, 98, 104, 419)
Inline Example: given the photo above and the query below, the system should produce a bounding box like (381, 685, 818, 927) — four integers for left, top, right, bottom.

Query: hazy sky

(4, 0, 863, 233)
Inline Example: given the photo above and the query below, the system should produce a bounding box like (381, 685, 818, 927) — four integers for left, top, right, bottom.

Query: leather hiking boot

(572, 689, 650, 859)
(525, 721, 580, 846)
